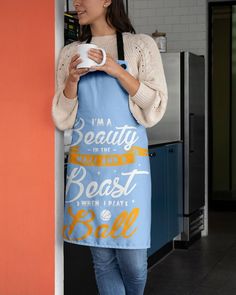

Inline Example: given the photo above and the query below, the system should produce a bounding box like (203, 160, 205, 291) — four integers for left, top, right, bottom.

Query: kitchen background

(1, 0, 235, 294)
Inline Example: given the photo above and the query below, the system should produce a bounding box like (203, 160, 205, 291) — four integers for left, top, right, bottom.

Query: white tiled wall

(128, 0, 207, 55)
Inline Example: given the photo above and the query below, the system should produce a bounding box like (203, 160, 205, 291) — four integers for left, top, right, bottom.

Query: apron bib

(63, 32, 152, 249)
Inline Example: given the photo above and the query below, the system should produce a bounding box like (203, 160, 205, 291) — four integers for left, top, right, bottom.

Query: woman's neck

(90, 21, 116, 37)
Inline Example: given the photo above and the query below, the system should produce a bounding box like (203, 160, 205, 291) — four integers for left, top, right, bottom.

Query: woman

(52, 0, 168, 294)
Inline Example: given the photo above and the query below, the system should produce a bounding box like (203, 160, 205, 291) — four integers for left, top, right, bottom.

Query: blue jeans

(89, 246, 148, 295)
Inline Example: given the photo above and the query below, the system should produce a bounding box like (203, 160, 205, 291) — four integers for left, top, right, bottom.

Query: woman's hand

(67, 54, 90, 83)
(88, 48, 140, 97)
(63, 54, 90, 99)
(88, 48, 125, 79)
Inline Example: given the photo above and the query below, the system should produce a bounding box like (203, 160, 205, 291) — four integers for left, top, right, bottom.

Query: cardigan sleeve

(51, 44, 78, 131)
(128, 34, 168, 128)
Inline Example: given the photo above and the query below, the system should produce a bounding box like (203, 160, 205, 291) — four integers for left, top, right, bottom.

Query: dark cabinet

(64, 242, 98, 295)
(167, 143, 183, 240)
(148, 143, 183, 257)
(148, 146, 168, 256)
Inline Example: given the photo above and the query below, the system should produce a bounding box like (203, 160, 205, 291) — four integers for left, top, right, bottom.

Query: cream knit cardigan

(52, 32, 168, 130)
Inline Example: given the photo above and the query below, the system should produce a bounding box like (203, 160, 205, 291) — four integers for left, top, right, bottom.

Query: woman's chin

(78, 18, 89, 26)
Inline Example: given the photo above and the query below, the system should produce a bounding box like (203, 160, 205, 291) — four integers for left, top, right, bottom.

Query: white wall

(129, 0, 207, 55)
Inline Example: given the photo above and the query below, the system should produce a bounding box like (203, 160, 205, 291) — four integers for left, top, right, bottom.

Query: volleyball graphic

(100, 209, 112, 221)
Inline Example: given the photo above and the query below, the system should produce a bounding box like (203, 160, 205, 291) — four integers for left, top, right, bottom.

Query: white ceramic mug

(76, 44, 106, 69)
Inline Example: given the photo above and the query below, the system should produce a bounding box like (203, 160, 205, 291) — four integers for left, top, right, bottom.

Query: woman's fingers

(69, 58, 82, 71)
(77, 68, 89, 75)
(67, 54, 89, 82)
(71, 54, 80, 62)
(88, 49, 103, 63)
(69, 54, 79, 68)
(74, 58, 83, 68)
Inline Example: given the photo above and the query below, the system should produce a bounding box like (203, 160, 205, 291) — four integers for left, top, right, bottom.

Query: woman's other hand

(63, 54, 89, 99)
(88, 48, 140, 97)
(68, 54, 89, 83)
(88, 49, 124, 79)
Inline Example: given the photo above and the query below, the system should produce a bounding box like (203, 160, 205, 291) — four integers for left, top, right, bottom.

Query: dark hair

(78, 0, 136, 42)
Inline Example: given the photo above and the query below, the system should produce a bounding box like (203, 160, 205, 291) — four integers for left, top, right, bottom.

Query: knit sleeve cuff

(130, 82, 157, 109)
(58, 89, 78, 112)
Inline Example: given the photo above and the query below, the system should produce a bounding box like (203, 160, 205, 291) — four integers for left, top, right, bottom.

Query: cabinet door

(167, 143, 183, 240)
(148, 146, 168, 257)
(64, 243, 98, 295)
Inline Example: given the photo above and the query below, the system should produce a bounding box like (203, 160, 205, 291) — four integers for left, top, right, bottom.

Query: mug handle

(96, 48, 106, 66)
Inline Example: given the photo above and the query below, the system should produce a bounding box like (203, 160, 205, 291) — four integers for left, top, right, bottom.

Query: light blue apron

(63, 32, 152, 249)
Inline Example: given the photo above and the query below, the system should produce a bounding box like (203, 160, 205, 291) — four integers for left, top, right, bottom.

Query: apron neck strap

(86, 31, 125, 61)
(116, 31, 124, 61)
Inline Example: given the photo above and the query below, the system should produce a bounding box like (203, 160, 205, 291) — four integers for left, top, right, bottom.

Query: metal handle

(189, 113, 195, 153)
(149, 151, 156, 157)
